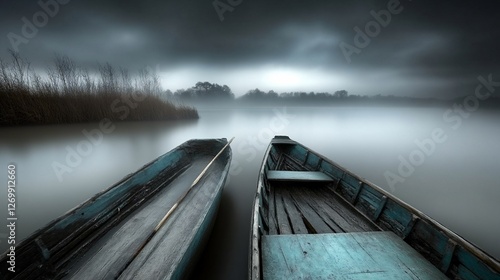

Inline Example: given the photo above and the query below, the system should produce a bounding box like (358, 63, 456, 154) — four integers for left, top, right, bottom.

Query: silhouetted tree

(334, 90, 348, 98)
(241, 88, 281, 101)
(175, 81, 234, 100)
(268, 90, 278, 98)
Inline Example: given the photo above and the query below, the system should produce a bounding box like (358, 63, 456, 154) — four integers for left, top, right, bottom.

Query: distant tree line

(171, 82, 234, 101)
(239, 88, 350, 101)
(167, 81, 500, 108)
(171, 82, 369, 104)
(171, 82, 353, 102)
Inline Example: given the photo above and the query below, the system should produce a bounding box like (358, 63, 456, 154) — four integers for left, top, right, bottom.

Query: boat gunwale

(249, 136, 500, 279)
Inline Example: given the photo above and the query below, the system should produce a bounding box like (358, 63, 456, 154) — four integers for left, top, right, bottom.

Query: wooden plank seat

(267, 171, 334, 182)
(262, 231, 448, 279)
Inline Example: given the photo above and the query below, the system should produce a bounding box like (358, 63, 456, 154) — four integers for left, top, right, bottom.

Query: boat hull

(1, 138, 232, 280)
(249, 136, 500, 279)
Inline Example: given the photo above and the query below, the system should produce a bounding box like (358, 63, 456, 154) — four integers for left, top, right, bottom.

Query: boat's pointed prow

(271, 135, 296, 145)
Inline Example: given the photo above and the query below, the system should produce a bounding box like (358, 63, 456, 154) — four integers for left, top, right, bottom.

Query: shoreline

(0, 91, 198, 127)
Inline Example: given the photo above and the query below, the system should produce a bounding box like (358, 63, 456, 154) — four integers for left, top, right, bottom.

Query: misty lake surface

(1, 106, 499, 279)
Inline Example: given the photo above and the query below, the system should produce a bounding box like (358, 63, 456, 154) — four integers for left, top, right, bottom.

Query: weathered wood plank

(267, 171, 333, 182)
(279, 187, 308, 234)
(314, 186, 380, 232)
(377, 199, 413, 237)
(304, 152, 320, 169)
(288, 145, 309, 164)
(297, 187, 352, 233)
(279, 153, 311, 171)
(274, 187, 293, 235)
(320, 159, 344, 179)
(440, 239, 457, 273)
(372, 195, 388, 221)
(118, 169, 225, 280)
(402, 215, 419, 240)
(453, 246, 500, 280)
(351, 181, 363, 204)
(284, 187, 333, 234)
(259, 206, 269, 232)
(267, 185, 278, 235)
(262, 232, 448, 280)
(65, 158, 219, 279)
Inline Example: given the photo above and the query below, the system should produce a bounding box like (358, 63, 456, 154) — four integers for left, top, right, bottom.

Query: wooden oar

(154, 136, 234, 231)
(119, 137, 234, 275)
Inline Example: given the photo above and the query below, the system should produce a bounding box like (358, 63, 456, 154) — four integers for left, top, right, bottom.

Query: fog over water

(1, 106, 499, 279)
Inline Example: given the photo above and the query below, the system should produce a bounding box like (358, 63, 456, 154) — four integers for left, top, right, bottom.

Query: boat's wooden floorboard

(65, 157, 214, 279)
(262, 232, 448, 279)
(268, 183, 379, 235)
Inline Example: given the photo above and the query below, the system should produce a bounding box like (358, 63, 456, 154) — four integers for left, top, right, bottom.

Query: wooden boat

(1, 138, 232, 280)
(249, 136, 500, 279)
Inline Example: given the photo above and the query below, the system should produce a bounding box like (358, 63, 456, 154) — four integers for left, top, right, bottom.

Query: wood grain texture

(118, 168, 225, 279)
(267, 171, 333, 182)
(274, 187, 293, 235)
(267, 183, 379, 236)
(262, 232, 448, 280)
(66, 158, 212, 279)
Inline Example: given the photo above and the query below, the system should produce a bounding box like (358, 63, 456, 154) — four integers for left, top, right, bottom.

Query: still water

(0, 106, 499, 279)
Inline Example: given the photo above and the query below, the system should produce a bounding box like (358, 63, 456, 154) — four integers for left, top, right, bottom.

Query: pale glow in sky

(159, 65, 349, 95)
(158, 65, 455, 97)
(264, 68, 304, 88)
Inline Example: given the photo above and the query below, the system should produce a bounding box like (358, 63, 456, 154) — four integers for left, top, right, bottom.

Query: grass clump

(0, 51, 198, 126)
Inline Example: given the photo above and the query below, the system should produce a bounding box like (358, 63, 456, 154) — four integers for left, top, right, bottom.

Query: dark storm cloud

(0, 0, 498, 96)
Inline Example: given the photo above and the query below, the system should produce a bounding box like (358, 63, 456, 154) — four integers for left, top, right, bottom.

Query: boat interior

(261, 139, 382, 237)
(254, 137, 500, 279)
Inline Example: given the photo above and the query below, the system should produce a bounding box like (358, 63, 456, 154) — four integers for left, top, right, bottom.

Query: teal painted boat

(249, 136, 500, 279)
(1, 138, 232, 280)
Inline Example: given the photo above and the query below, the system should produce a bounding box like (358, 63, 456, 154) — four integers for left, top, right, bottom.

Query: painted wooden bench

(267, 171, 334, 182)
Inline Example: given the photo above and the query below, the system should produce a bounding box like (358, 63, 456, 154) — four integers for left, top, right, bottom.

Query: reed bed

(0, 52, 198, 126)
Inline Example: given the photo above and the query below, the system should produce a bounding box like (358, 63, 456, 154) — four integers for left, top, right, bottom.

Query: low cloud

(1, 0, 498, 97)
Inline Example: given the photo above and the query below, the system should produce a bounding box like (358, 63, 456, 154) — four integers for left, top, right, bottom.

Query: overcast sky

(1, 0, 499, 97)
